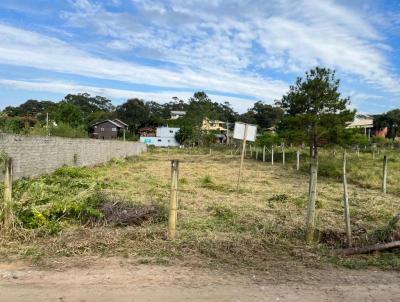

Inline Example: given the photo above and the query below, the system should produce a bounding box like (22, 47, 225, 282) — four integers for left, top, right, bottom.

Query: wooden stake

(282, 144, 285, 166)
(382, 155, 388, 194)
(255, 148, 258, 160)
(263, 145, 266, 162)
(305, 157, 318, 243)
(296, 149, 300, 171)
(342, 152, 352, 246)
(2, 158, 13, 228)
(237, 124, 248, 188)
(168, 160, 179, 240)
(271, 145, 274, 166)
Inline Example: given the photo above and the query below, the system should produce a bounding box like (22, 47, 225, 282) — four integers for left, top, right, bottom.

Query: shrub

(53, 166, 91, 178)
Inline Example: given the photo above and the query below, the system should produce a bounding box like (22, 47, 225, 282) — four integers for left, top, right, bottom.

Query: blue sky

(0, 0, 399, 113)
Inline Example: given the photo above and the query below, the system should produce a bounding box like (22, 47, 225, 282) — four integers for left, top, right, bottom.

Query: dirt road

(0, 258, 399, 302)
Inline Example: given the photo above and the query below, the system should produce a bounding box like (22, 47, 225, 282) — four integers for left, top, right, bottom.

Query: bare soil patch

(0, 258, 399, 302)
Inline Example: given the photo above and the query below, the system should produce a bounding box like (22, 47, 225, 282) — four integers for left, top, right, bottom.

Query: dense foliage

(276, 67, 355, 156)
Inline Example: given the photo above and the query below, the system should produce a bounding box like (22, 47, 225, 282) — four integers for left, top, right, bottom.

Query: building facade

(90, 119, 128, 140)
(139, 126, 180, 147)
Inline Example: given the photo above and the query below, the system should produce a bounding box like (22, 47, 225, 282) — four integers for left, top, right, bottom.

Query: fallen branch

(337, 240, 400, 256)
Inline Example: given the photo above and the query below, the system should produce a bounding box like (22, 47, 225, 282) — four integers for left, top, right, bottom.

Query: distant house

(90, 119, 128, 140)
(170, 111, 186, 120)
(346, 117, 387, 138)
(201, 118, 227, 131)
(138, 127, 156, 137)
(139, 126, 180, 147)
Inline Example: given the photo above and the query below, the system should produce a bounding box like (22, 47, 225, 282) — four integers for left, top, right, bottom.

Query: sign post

(234, 122, 257, 189)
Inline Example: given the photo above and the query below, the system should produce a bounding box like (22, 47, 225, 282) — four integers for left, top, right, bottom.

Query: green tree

(63, 93, 114, 115)
(374, 109, 400, 140)
(240, 101, 283, 129)
(116, 98, 150, 134)
(56, 102, 84, 127)
(277, 67, 354, 243)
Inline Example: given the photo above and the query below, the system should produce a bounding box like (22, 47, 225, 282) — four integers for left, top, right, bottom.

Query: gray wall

(0, 134, 147, 180)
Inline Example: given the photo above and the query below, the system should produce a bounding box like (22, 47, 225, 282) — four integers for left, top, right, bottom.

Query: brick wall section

(0, 134, 147, 180)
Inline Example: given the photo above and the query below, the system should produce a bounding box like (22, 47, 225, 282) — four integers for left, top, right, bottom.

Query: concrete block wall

(0, 134, 147, 180)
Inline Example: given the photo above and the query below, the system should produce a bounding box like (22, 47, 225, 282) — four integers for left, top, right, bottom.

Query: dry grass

(0, 147, 399, 270)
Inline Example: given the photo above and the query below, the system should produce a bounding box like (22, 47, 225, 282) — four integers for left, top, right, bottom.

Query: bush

(53, 166, 91, 178)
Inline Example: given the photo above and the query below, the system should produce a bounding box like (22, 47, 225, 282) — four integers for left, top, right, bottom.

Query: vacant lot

(0, 147, 399, 271)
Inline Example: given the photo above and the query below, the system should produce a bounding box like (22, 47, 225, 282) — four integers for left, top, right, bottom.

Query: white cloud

(0, 78, 255, 112)
(0, 23, 287, 101)
(0, 0, 399, 113)
(62, 0, 400, 94)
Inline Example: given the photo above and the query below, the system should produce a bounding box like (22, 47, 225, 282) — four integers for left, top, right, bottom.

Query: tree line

(0, 91, 286, 141)
(1, 67, 395, 149)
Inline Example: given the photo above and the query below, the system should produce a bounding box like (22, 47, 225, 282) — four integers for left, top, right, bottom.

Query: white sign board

(233, 122, 257, 142)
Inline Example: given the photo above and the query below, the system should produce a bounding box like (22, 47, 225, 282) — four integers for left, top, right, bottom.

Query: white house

(170, 111, 186, 120)
(140, 126, 180, 147)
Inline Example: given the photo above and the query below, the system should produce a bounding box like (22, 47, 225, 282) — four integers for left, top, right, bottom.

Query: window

(100, 127, 104, 132)
(157, 139, 162, 142)
(169, 130, 174, 133)
(112, 128, 117, 132)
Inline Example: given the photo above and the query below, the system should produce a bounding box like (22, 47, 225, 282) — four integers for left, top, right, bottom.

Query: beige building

(201, 118, 227, 131)
(346, 118, 373, 135)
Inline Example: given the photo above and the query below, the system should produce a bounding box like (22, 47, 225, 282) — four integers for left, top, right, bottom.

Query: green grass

(0, 147, 399, 271)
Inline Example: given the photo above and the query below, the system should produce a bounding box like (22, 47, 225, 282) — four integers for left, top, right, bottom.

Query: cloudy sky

(0, 0, 399, 113)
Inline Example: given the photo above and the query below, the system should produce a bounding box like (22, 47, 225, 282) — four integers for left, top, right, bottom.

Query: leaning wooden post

(342, 152, 352, 246)
(271, 145, 274, 166)
(305, 156, 318, 243)
(382, 155, 388, 194)
(168, 160, 179, 240)
(262, 145, 266, 162)
(296, 149, 300, 171)
(237, 124, 248, 189)
(2, 157, 13, 228)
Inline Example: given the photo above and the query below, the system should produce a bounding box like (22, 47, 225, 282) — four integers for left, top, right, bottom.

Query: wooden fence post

(2, 158, 13, 228)
(282, 144, 285, 166)
(263, 145, 266, 162)
(305, 157, 318, 243)
(168, 160, 179, 240)
(342, 152, 352, 246)
(271, 145, 274, 166)
(237, 124, 248, 189)
(296, 149, 300, 171)
(256, 148, 258, 160)
(382, 155, 388, 194)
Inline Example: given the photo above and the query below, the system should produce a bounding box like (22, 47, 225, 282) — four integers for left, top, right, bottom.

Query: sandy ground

(0, 258, 399, 302)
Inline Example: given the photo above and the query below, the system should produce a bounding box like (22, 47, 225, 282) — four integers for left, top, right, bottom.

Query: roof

(171, 111, 186, 114)
(113, 119, 128, 127)
(91, 119, 123, 128)
(346, 118, 373, 128)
